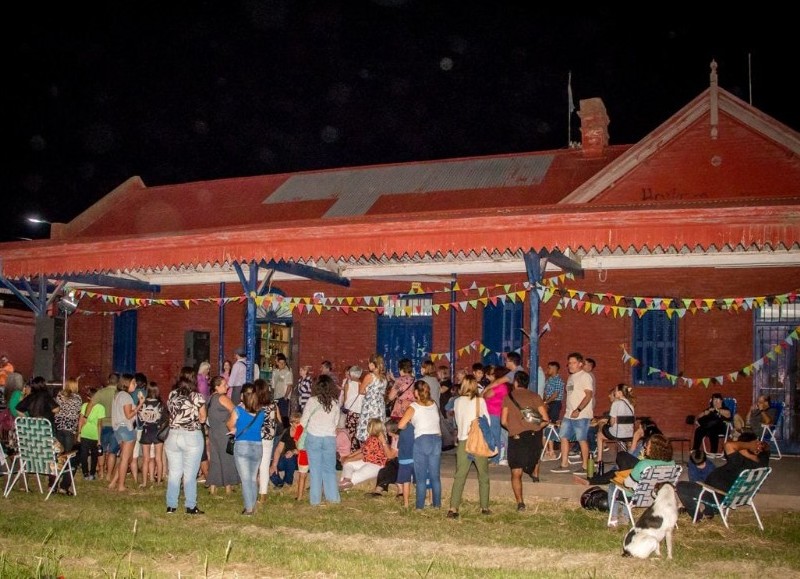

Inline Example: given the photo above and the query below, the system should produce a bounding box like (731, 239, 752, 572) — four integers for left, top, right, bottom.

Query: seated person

(373, 419, 400, 495)
(626, 418, 662, 465)
(606, 433, 675, 527)
(269, 412, 301, 488)
(692, 392, 732, 454)
(596, 384, 635, 463)
(339, 418, 390, 490)
(687, 448, 715, 483)
(731, 394, 776, 440)
(676, 432, 770, 519)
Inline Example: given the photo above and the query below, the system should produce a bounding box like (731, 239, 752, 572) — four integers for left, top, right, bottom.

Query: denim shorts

(101, 426, 120, 455)
(558, 417, 590, 441)
(114, 425, 136, 444)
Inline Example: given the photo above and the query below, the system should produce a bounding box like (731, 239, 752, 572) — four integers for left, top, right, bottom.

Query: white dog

(622, 482, 679, 559)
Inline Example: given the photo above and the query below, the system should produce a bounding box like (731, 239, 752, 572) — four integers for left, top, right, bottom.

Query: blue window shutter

(483, 301, 523, 366)
(113, 310, 137, 374)
(377, 316, 432, 375)
(633, 311, 677, 386)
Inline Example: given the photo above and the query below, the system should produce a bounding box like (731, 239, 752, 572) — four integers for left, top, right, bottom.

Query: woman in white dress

(356, 354, 388, 443)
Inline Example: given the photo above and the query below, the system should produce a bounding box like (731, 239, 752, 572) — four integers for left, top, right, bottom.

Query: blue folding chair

(760, 401, 785, 460)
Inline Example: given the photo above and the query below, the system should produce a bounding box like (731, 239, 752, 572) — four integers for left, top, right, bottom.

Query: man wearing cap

(228, 348, 248, 405)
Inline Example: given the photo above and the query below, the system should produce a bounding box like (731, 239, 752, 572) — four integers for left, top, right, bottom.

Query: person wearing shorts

(550, 352, 594, 475)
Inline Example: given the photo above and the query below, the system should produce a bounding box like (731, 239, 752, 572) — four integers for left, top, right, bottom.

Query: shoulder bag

(226, 409, 263, 455)
(509, 391, 544, 426)
(465, 397, 497, 458)
(156, 404, 170, 443)
(296, 405, 318, 450)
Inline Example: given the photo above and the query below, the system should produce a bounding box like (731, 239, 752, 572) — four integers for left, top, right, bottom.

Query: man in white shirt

(272, 353, 293, 427)
(550, 352, 594, 475)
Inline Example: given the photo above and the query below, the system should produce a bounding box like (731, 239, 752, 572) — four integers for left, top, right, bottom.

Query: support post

(523, 252, 543, 392)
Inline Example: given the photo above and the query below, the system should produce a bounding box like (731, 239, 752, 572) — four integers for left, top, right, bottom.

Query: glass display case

(259, 322, 291, 380)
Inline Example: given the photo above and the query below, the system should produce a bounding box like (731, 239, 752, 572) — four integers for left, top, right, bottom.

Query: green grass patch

(1, 477, 799, 578)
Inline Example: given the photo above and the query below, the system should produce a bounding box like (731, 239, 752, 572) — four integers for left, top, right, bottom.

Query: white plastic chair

(691, 466, 772, 531)
(607, 464, 683, 529)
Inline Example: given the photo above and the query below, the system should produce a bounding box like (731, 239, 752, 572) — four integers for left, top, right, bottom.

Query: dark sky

(4, 2, 795, 242)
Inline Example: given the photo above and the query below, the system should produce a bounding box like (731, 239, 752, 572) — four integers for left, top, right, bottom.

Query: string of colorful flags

(621, 325, 800, 388)
(70, 282, 798, 318)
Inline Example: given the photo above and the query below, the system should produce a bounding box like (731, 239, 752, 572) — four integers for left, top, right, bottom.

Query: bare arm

(569, 388, 594, 418)
(397, 405, 415, 430)
(270, 440, 285, 473)
(226, 408, 237, 432)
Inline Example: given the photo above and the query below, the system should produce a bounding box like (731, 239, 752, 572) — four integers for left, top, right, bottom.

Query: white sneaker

(498, 459, 509, 466)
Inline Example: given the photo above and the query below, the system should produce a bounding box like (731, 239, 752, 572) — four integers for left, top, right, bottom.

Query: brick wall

(57, 265, 799, 440)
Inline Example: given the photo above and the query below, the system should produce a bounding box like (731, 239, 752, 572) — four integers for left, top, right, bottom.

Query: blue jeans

(413, 434, 442, 509)
(165, 429, 204, 510)
(305, 433, 340, 505)
(270, 454, 298, 486)
(234, 440, 263, 512)
(488, 417, 503, 464)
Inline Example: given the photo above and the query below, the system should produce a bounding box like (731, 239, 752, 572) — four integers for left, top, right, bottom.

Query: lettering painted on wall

(640, 188, 709, 202)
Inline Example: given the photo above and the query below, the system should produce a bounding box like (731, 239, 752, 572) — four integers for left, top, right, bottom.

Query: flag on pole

(568, 71, 575, 114)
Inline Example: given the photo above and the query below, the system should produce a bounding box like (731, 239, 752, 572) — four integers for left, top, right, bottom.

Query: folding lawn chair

(704, 397, 736, 459)
(3, 417, 77, 500)
(607, 464, 683, 529)
(540, 423, 561, 461)
(691, 466, 772, 531)
(760, 401, 784, 460)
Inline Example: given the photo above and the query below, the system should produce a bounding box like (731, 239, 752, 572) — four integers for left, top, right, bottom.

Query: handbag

(156, 407, 170, 443)
(509, 391, 543, 426)
(465, 397, 498, 458)
(341, 393, 361, 416)
(226, 409, 263, 455)
(296, 406, 318, 450)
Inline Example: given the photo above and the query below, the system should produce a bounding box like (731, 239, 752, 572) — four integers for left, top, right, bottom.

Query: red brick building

(1, 63, 798, 451)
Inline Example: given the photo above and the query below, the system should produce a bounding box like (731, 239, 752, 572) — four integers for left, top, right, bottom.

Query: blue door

(482, 300, 523, 366)
(754, 306, 798, 454)
(113, 310, 137, 374)
(377, 316, 432, 376)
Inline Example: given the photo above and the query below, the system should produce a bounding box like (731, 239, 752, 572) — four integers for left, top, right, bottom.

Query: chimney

(578, 98, 609, 157)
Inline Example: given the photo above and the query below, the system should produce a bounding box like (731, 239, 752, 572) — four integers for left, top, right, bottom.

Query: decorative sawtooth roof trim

(1, 202, 797, 278)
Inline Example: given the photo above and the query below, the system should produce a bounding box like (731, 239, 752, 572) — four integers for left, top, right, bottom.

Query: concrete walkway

(435, 449, 800, 512)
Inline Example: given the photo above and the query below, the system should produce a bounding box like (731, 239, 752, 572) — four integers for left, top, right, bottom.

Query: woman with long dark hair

(226, 385, 266, 515)
(164, 376, 207, 514)
(206, 375, 239, 495)
(300, 374, 341, 506)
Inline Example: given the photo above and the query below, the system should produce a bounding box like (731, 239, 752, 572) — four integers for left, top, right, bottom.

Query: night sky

(4, 2, 795, 242)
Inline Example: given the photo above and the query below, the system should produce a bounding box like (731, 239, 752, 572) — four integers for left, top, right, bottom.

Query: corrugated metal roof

(265, 155, 554, 217)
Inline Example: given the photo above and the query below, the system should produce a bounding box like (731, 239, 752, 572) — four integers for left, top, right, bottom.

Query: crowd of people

(0, 348, 779, 521)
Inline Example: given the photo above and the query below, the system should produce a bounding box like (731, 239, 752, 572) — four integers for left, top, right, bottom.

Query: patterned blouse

(54, 392, 82, 433)
(167, 390, 205, 431)
(260, 402, 279, 440)
(389, 374, 415, 419)
(361, 435, 387, 467)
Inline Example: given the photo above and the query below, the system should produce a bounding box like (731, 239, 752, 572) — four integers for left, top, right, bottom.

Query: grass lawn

(1, 476, 799, 578)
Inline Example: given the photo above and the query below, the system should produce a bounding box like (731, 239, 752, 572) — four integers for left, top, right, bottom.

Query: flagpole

(567, 71, 575, 147)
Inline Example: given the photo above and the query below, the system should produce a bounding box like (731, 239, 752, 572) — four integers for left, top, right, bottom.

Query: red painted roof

(1, 85, 799, 279)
